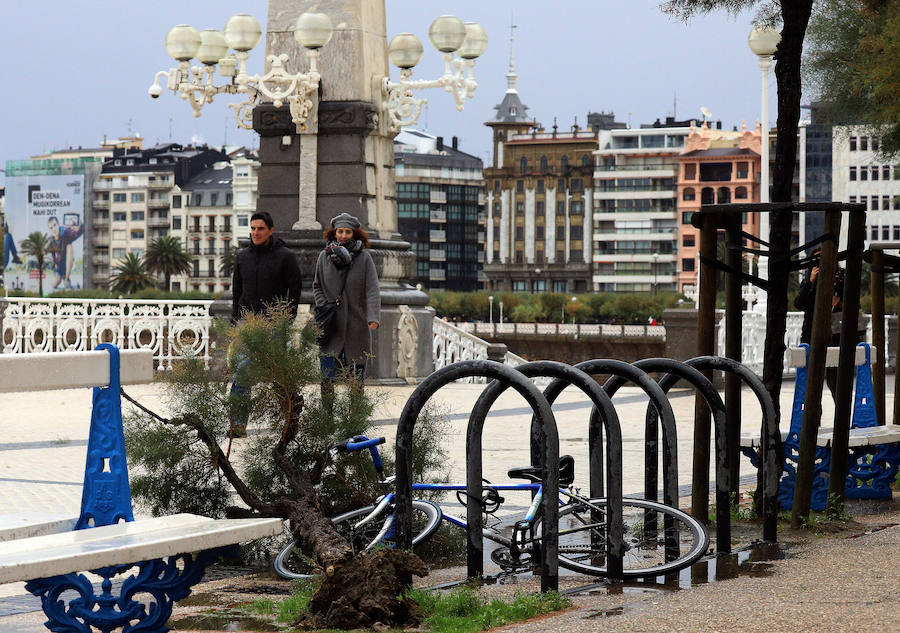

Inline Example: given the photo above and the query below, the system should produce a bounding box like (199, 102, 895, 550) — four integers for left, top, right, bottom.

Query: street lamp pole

(488, 295, 494, 325)
(749, 27, 780, 310)
(652, 253, 659, 295)
(499, 300, 504, 324)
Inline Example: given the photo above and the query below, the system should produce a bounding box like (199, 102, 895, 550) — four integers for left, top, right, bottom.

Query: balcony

(92, 254, 110, 266)
(429, 229, 446, 242)
(93, 235, 110, 247)
(477, 231, 485, 242)
(148, 199, 169, 210)
(93, 217, 110, 228)
(147, 180, 171, 189)
(93, 199, 110, 209)
(430, 191, 447, 204)
(429, 269, 446, 281)
(204, 226, 218, 233)
(147, 216, 170, 228)
(430, 209, 446, 222)
(188, 225, 203, 234)
(204, 248, 217, 255)
(429, 249, 446, 261)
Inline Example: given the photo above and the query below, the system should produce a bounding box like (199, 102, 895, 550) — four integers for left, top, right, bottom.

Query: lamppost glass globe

(196, 30, 229, 65)
(456, 22, 488, 59)
(224, 14, 262, 52)
(748, 27, 780, 57)
(388, 33, 424, 69)
(428, 15, 466, 53)
(165, 25, 202, 62)
(294, 12, 333, 50)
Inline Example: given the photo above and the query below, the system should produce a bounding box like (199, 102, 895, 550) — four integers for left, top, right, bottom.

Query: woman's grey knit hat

(331, 213, 361, 229)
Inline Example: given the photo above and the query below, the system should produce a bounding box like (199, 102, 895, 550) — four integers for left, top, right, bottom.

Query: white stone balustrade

(0, 298, 213, 370)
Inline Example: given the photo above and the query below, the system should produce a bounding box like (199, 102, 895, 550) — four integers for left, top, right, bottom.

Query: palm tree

(144, 236, 192, 291)
(219, 243, 237, 278)
(19, 231, 53, 296)
(110, 252, 157, 295)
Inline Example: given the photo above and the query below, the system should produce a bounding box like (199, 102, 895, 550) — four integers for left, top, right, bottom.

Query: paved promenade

(0, 373, 879, 632)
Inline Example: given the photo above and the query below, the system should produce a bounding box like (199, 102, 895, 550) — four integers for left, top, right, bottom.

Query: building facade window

(131, 193, 145, 203)
(682, 258, 695, 272)
(516, 180, 524, 192)
(537, 179, 544, 193)
(516, 202, 524, 215)
(113, 212, 127, 222)
(520, 157, 527, 174)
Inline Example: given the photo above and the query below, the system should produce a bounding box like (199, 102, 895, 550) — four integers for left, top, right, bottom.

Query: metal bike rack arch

(394, 360, 562, 591)
(686, 356, 780, 542)
(541, 359, 679, 515)
(607, 358, 731, 552)
(466, 360, 625, 581)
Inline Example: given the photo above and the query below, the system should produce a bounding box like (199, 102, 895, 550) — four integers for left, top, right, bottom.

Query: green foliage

(125, 305, 449, 522)
(806, 0, 900, 157)
(19, 231, 53, 296)
(110, 252, 156, 294)
(144, 236, 192, 291)
(427, 290, 684, 324)
(219, 244, 237, 278)
(407, 587, 571, 633)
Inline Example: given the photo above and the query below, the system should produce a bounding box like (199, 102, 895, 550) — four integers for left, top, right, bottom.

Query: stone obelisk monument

(254, 0, 431, 380)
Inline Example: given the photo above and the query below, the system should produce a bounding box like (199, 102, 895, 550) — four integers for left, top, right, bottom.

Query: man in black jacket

(229, 211, 302, 436)
(232, 211, 302, 322)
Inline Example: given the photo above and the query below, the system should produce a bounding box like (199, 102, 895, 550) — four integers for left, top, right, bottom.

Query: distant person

(47, 215, 83, 290)
(313, 213, 380, 397)
(795, 249, 854, 400)
(3, 218, 22, 268)
(229, 211, 303, 437)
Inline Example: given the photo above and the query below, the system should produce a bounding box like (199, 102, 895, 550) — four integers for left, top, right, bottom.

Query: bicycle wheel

(532, 497, 709, 578)
(274, 499, 443, 579)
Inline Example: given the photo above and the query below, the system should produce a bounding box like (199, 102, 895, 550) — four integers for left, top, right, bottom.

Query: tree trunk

(761, 2, 815, 436)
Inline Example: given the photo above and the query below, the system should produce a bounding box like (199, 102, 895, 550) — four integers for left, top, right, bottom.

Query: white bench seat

(0, 513, 282, 584)
(741, 424, 900, 449)
(0, 513, 78, 543)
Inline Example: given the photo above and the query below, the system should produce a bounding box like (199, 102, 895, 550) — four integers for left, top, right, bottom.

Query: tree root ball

(294, 549, 430, 630)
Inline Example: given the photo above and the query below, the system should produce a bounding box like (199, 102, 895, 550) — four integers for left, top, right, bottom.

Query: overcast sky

(0, 1, 774, 187)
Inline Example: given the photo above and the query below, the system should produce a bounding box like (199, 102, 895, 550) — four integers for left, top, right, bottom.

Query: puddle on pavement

(571, 541, 784, 607)
(169, 614, 281, 631)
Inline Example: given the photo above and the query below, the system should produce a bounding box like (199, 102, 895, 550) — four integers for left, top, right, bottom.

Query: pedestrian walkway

(0, 372, 875, 632)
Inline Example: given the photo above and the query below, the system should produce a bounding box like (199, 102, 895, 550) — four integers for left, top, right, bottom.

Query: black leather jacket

(231, 237, 302, 322)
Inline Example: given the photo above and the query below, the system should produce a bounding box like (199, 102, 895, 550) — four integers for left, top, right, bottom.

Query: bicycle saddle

(507, 454, 575, 487)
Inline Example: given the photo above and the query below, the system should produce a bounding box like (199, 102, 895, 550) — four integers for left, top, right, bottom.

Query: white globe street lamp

(748, 26, 781, 311)
(150, 11, 487, 134)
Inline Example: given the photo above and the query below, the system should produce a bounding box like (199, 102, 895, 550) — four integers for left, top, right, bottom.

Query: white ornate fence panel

(433, 318, 550, 385)
(1, 298, 213, 370)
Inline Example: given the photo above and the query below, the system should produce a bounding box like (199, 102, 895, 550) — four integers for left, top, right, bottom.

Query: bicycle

(274, 435, 709, 580)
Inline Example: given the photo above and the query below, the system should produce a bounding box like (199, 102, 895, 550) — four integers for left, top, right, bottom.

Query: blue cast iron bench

(741, 343, 900, 510)
(0, 345, 281, 633)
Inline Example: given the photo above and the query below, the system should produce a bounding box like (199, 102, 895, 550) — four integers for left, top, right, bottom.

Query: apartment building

(592, 118, 700, 293)
(394, 130, 485, 291)
(92, 144, 227, 288)
(832, 125, 900, 252)
(676, 121, 762, 291)
(170, 163, 235, 293)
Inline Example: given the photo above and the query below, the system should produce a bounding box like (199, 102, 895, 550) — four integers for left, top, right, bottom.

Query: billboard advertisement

(3, 174, 85, 294)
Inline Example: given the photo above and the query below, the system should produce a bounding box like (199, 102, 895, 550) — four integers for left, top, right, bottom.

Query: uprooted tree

(124, 305, 448, 629)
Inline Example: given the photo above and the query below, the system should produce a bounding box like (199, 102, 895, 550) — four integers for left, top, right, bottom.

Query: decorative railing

(433, 317, 549, 385)
(716, 309, 885, 377)
(459, 322, 666, 339)
(0, 298, 213, 370)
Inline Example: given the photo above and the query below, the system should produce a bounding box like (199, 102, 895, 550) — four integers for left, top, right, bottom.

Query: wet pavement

(2, 374, 897, 632)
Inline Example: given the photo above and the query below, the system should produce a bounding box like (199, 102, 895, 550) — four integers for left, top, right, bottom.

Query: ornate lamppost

(147, 2, 488, 381)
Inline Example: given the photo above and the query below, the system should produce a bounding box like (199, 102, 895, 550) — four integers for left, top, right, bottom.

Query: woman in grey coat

(313, 213, 380, 392)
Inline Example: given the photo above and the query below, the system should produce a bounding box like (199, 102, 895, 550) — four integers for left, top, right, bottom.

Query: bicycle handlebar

(332, 435, 385, 475)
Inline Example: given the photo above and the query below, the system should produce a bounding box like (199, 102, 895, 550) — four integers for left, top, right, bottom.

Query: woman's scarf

(325, 239, 362, 268)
